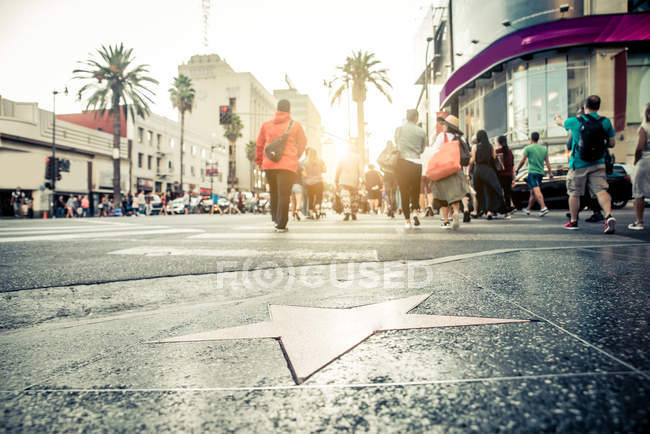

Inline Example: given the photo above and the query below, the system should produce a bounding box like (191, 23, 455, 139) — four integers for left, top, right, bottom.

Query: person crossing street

(256, 99, 307, 232)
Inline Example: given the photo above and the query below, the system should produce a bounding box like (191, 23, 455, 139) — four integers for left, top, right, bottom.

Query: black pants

(475, 164, 506, 214)
(266, 169, 295, 229)
(396, 159, 422, 220)
(498, 174, 513, 208)
(305, 182, 324, 212)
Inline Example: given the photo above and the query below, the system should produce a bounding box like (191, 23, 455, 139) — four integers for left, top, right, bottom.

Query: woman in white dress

(428, 115, 471, 230)
(629, 102, 650, 230)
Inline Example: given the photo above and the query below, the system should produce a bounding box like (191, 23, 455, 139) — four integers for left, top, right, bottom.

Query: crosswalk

(0, 221, 202, 243)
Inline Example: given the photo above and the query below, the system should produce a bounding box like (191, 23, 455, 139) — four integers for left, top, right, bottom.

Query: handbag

(426, 133, 461, 182)
(378, 144, 400, 173)
(265, 120, 294, 163)
(605, 150, 614, 175)
(495, 152, 505, 172)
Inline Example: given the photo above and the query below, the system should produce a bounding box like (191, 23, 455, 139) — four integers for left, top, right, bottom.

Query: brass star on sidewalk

(151, 294, 529, 384)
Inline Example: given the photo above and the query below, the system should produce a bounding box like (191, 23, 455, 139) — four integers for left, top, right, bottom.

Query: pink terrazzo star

(151, 294, 529, 384)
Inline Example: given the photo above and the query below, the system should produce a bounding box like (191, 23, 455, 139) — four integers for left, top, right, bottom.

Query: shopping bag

(426, 135, 461, 181)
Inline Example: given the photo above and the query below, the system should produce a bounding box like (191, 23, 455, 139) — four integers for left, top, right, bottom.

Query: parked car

(511, 164, 632, 210)
(149, 193, 162, 215)
(170, 197, 185, 214)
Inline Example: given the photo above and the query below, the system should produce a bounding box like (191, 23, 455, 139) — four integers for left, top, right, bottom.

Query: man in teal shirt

(514, 132, 554, 217)
(555, 95, 616, 233)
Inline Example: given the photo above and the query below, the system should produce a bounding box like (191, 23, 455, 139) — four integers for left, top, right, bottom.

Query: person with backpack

(428, 114, 471, 230)
(495, 135, 515, 212)
(555, 95, 616, 233)
(256, 99, 307, 232)
(364, 164, 383, 214)
(303, 148, 326, 220)
(394, 109, 426, 229)
(514, 132, 553, 217)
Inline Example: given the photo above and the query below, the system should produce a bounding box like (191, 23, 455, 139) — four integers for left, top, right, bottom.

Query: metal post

(425, 37, 433, 142)
(52, 90, 58, 193)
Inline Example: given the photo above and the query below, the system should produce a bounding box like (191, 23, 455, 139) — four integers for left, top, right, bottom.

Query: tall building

(179, 54, 277, 191)
(417, 0, 650, 163)
(273, 86, 323, 155)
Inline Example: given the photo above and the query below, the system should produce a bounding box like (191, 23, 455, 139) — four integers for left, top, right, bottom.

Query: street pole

(425, 37, 433, 143)
(52, 90, 58, 193)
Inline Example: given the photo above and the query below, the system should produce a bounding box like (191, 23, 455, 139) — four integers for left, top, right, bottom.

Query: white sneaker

(539, 208, 549, 217)
(404, 221, 412, 230)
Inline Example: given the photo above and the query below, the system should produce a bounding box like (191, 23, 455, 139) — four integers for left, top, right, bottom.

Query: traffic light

(219, 105, 232, 125)
(45, 157, 54, 180)
(55, 158, 63, 181)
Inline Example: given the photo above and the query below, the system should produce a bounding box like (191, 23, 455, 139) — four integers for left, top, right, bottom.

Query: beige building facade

(273, 87, 323, 156)
(128, 112, 227, 196)
(179, 54, 277, 191)
(0, 96, 129, 217)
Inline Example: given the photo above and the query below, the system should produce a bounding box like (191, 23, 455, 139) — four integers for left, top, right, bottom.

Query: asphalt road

(1, 208, 648, 431)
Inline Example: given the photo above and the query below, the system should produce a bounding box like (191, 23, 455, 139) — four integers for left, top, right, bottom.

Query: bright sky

(0, 0, 430, 162)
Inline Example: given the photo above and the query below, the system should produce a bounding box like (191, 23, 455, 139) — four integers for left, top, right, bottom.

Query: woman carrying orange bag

(428, 115, 471, 230)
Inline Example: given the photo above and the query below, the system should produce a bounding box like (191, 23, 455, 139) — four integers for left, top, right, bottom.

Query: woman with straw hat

(429, 114, 471, 230)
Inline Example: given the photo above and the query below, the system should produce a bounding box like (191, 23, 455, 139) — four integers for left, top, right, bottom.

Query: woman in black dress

(470, 130, 506, 219)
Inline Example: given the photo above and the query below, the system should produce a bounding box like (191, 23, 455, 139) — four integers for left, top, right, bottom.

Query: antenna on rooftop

(201, 0, 212, 50)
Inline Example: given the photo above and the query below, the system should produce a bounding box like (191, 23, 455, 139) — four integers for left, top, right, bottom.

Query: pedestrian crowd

(255, 96, 649, 234)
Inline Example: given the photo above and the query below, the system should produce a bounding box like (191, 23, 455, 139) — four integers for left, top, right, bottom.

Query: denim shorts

(527, 173, 544, 189)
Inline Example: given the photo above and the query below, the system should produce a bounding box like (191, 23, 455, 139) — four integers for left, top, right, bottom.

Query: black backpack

(455, 135, 471, 166)
(576, 115, 608, 162)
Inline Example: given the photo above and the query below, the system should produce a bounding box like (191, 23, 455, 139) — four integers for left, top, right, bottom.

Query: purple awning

(440, 13, 650, 107)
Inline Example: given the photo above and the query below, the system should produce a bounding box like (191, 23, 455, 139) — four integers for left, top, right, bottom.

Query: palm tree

(223, 113, 244, 188)
(328, 50, 392, 163)
(169, 74, 195, 191)
(245, 140, 257, 190)
(74, 43, 158, 208)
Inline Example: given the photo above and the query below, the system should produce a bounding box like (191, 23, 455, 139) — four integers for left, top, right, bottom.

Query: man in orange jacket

(256, 99, 307, 232)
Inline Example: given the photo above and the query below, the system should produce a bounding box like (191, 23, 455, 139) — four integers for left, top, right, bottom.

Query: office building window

(138, 153, 143, 168)
(201, 148, 206, 159)
(147, 130, 153, 144)
(147, 155, 152, 170)
(170, 137, 175, 148)
(169, 160, 173, 169)
(137, 127, 144, 143)
(192, 145, 197, 156)
(191, 166, 195, 176)
(157, 134, 162, 147)
(156, 157, 161, 171)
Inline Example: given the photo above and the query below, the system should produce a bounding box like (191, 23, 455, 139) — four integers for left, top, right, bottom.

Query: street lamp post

(424, 36, 433, 142)
(51, 87, 68, 194)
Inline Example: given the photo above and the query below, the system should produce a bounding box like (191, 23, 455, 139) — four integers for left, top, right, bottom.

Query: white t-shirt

(431, 132, 456, 155)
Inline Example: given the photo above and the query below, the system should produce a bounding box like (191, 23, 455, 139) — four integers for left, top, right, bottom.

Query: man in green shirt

(514, 132, 554, 216)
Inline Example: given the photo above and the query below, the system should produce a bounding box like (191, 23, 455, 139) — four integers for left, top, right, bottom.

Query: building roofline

(440, 13, 650, 108)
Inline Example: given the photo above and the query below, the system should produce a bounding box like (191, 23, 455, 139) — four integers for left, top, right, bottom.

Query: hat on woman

(437, 114, 463, 135)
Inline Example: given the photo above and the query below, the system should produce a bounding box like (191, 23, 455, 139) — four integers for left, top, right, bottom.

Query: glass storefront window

(546, 56, 568, 137)
(460, 50, 586, 145)
(508, 69, 528, 142)
(627, 53, 650, 124)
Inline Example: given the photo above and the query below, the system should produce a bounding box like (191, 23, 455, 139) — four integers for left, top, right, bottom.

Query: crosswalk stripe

(0, 228, 202, 243)
(0, 225, 169, 235)
(107, 246, 379, 261)
(187, 232, 634, 242)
